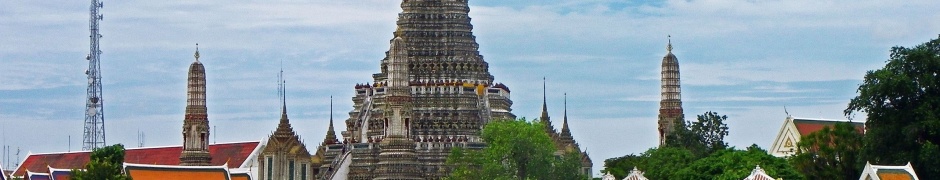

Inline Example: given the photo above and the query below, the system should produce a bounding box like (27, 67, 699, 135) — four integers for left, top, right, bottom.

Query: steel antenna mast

(83, 0, 105, 150)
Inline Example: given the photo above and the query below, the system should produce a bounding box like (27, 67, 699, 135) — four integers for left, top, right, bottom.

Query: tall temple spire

(540, 77, 554, 134)
(274, 66, 294, 134)
(561, 93, 570, 135)
(180, 43, 212, 166)
(558, 93, 575, 149)
(658, 35, 684, 146)
(322, 96, 338, 146)
(278, 63, 288, 124)
(273, 66, 295, 141)
(257, 64, 312, 180)
(542, 77, 547, 115)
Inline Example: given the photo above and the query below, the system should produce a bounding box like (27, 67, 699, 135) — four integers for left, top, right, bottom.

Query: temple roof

(743, 165, 774, 180)
(123, 163, 235, 180)
(860, 162, 920, 180)
(769, 116, 864, 157)
(791, 118, 864, 136)
(13, 141, 261, 177)
(623, 167, 649, 180)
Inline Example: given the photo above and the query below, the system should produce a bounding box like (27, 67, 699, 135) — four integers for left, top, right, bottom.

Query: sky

(1, 0, 939, 176)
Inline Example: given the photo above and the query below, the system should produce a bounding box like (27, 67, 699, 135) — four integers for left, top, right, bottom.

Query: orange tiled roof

(792, 119, 864, 136)
(13, 141, 259, 177)
(124, 163, 231, 180)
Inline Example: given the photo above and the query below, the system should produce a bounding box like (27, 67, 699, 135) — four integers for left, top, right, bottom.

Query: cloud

(0, 61, 85, 90)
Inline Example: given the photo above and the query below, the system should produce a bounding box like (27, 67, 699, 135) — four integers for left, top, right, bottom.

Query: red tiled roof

(792, 119, 864, 136)
(13, 141, 259, 177)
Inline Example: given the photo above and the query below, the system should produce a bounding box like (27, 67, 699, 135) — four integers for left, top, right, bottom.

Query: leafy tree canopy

(664, 111, 729, 158)
(71, 144, 132, 180)
(602, 147, 695, 179)
(846, 35, 940, 176)
(789, 122, 863, 179)
(446, 118, 586, 180)
(674, 145, 804, 179)
(604, 112, 802, 179)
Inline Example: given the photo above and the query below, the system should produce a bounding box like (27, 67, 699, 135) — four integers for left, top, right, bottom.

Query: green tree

(664, 111, 729, 157)
(845, 35, 940, 176)
(788, 122, 863, 179)
(71, 144, 132, 180)
(692, 111, 729, 153)
(446, 118, 586, 180)
(602, 147, 696, 179)
(673, 145, 804, 180)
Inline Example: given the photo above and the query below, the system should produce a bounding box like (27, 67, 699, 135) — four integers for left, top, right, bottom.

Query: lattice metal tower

(83, 0, 105, 150)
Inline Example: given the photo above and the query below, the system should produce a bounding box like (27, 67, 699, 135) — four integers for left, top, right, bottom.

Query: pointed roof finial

(541, 77, 548, 117)
(194, 43, 201, 62)
(563, 92, 570, 132)
(666, 35, 673, 53)
(278, 64, 288, 123)
(564, 93, 568, 121)
(540, 77, 552, 128)
(330, 95, 334, 123)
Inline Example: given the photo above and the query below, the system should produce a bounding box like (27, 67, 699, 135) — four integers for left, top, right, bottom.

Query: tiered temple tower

(180, 44, 212, 166)
(322, 0, 515, 179)
(658, 37, 684, 146)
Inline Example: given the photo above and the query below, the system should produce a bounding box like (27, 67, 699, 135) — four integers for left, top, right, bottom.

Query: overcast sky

(1, 0, 939, 176)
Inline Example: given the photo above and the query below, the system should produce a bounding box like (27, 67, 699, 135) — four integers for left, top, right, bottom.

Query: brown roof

(13, 141, 259, 177)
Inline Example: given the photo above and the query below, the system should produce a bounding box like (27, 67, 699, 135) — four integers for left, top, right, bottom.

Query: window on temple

(301, 164, 307, 180)
(266, 157, 273, 180)
(289, 160, 295, 180)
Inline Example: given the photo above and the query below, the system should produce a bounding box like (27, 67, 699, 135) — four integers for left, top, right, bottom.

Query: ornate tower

(658, 36, 684, 146)
(373, 33, 422, 180)
(180, 44, 212, 166)
(334, 0, 515, 179)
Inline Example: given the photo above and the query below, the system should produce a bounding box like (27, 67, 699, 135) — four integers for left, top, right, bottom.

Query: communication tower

(83, 0, 105, 150)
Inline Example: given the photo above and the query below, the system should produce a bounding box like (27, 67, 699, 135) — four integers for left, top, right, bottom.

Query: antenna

(15, 147, 19, 168)
(83, 0, 106, 150)
(213, 125, 217, 144)
(137, 130, 145, 147)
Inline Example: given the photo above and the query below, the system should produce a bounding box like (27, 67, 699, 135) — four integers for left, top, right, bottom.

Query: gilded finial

(666, 35, 673, 53)
(194, 43, 201, 62)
